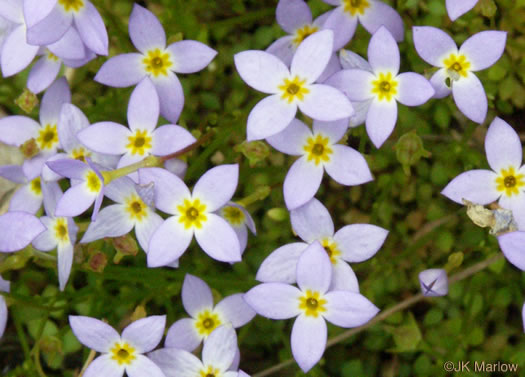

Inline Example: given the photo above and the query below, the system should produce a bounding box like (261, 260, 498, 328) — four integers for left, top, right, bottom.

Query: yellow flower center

(343, 0, 370, 16)
(495, 166, 525, 197)
(53, 218, 69, 244)
(143, 48, 173, 77)
(443, 53, 471, 80)
(195, 310, 221, 336)
(126, 129, 153, 156)
(30, 177, 42, 196)
(177, 198, 207, 230)
(278, 76, 310, 104)
(321, 238, 341, 264)
(70, 147, 91, 162)
(298, 290, 327, 318)
(293, 25, 319, 46)
(110, 342, 136, 366)
(371, 72, 398, 102)
(36, 124, 59, 151)
(199, 366, 222, 377)
(85, 170, 102, 193)
(125, 195, 148, 222)
(58, 0, 84, 12)
(47, 51, 59, 62)
(303, 134, 333, 166)
(222, 205, 245, 226)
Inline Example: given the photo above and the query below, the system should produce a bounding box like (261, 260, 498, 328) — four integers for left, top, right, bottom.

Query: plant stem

(79, 349, 96, 377)
(252, 253, 505, 377)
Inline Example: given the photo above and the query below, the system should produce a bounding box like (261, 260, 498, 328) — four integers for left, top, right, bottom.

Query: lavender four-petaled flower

(246, 241, 379, 372)
(442, 117, 525, 229)
(267, 118, 372, 209)
(69, 315, 167, 377)
(257, 198, 388, 291)
(95, 4, 217, 123)
(413, 26, 506, 123)
(419, 269, 448, 297)
(139, 165, 242, 267)
(327, 26, 435, 148)
(235, 30, 353, 141)
(164, 274, 255, 352)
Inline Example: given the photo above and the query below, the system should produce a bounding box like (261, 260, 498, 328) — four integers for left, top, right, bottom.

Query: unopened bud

(112, 235, 138, 264)
(395, 131, 431, 175)
(19, 139, 40, 159)
(267, 208, 288, 222)
(235, 141, 270, 167)
(15, 88, 39, 113)
(86, 251, 107, 273)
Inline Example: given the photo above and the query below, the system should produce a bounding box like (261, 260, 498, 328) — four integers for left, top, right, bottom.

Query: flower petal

(247, 94, 297, 141)
(0, 212, 45, 253)
(283, 156, 324, 210)
(419, 268, 449, 296)
(339, 49, 372, 71)
(234, 50, 289, 94)
(276, 0, 312, 33)
(57, 242, 73, 291)
(77, 122, 129, 155)
(182, 274, 214, 317)
(165, 318, 202, 351)
(202, 325, 237, 371)
(126, 354, 166, 377)
(334, 224, 388, 262)
(139, 167, 190, 214)
(322, 7, 357, 50)
(325, 145, 373, 186)
(452, 73, 487, 123)
(168, 40, 217, 74)
(9, 184, 43, 214)
(498, 231, 525, 271)
(135, 210, 163, 252)
(323, 291, 379, 326)
(299, 84, 354, 121)
(40, 77, 71, 126)
(151, 71, 184, 124)
(148, 216, 193, 267)
(148, 348, 202, 377)
(291, 30, 333, 83)
(129, 4, 165, 53)
(0, 165, 26, 184)
(47, 27, 85, 60)
(195, 214, 241, 262)
(290, 198, 334, 243)
(95, 53, 145, 87)
(151, 125, 195, 156)
(367, 26, 399, 75)
(122, 315, 166, 353)
(215, 294, 256, 328)
(359, 0, 404, 42)
(291, 315, 326, 373)
(27, 56, 61, 94)
(1, 25, 39, 77)
(485, 117, 522, 173)
(80, 204, 134, 243)
(73, 2, 108, 55)
(331, 261, 359, 292)
(55, 183, 96, 218)
(296, 241, 332, 294)
(266, 118, 311, 156)
(313, 118, 349, 143)
(0, 297, 6, 339)
(83, 354, 125, 377)
(193, 164, 238, 212)
(256, 242, 308, 283)
(366, 99, 397, 148)
(244, 283, 301, 319)
(430, 68, 452, 99)
(58, 104, 90, 152)
(441, 169, 499, 204)
(266, 36, 295, 66)
(26, 7, 71, 46)
(46, 158, 88, 180)
(68, 316, 120, 353)
(446, 0, 479, 21)
(325, 69, 375, 101)
(396, 72, 434, 106)
(460, 31, 506, 72)
(127, 78, 159, 132)
(0, 0, 22, 23)
(412, 26, 457, 67)
(317, 52, 342, 83)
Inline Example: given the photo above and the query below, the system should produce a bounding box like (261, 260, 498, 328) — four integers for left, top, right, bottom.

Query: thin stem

(252, 253, 505, 377)
(79, 349, 97, 377)
(33, 342, 48, 377)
